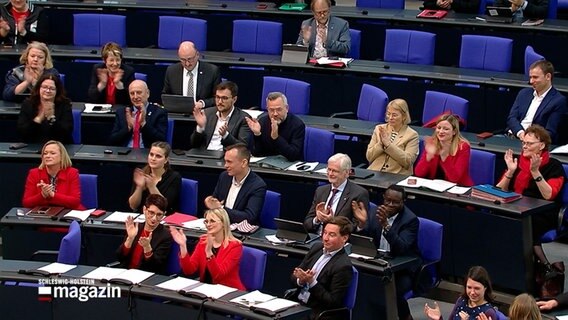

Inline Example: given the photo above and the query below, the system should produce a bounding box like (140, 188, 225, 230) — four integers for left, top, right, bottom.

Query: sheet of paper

(250, 156, 267, 163)
(84, 103, 112, 113)
(314, 167, 328, 175)
(286, 161, 319, 172)
(183, 218, 206, 231)
(348, 253, 374, 260)
(396, 176, 425, 188)
(265, 234, 291, 244)
(551, 144, 568, 154)
(555, 315, 568, 320)
(230, 290, 275, 306)
(253, 298, 299, 312)
(111, 269, 154, 284)
(103, 211, 140, 223)
(156, 277, 200, 291)
(316, 57, 353, 65)
(189, 283, 237, 299)
(446, 186, 471, 195)
(243, 109, 264, 119)
(423, 179, 456, 192)
(64, 209, 95, 221)
(82, 267, 127, 280)
(38, 262, 77, 274)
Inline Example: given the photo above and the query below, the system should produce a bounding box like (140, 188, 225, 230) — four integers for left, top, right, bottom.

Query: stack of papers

(230, 290, 276, 306)
(38, 262, 77, 274)
(84, 103, 112, 113)
(64, 209, 96, 221)
(156, 277, 200, 291)
(103, 212, 140, 223)
(397, 176, 456, 192)
(316, 57, 354, 66)
(251, 298, 299, 316)
(83, 267, 154, 284)
(181, 283, 237, 299)
(182, 218, 207, 231)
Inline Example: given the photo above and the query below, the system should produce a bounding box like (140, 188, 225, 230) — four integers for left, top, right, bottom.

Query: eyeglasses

(179, 55, 198, 63)
(383, 196, 402, 206)
(203, 219, 219, 225)
(314, 9, 329, 16)
(146, 210, 165, 220)
(385, 112, 401, 119)
(521, 140, 541, 146)
(215, 95, 232, 102)
(40, 86, 56, 92)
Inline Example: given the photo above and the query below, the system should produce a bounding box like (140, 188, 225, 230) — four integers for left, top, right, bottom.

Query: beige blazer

(366, 124, 419, 175)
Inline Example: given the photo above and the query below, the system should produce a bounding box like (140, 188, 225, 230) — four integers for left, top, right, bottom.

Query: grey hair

(266, 92, 288, 107)
(328, 153, 351, 171)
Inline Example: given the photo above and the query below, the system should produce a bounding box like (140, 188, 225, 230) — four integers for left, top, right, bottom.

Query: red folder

(163, 212, 197, 227)
(417, 10, 448, 19)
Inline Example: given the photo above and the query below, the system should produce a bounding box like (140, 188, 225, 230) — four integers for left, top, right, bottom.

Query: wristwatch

(47, 115, 56, 125)
(534, 176, 543, 182)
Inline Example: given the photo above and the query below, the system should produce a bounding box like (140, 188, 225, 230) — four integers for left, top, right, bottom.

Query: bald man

(162, 41, 221, 109)
(109, 80, 168, 147)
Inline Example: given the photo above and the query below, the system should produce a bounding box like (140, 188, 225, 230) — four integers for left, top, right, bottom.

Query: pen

(295, 161, 306, 167)
(475, 16, 487, 21)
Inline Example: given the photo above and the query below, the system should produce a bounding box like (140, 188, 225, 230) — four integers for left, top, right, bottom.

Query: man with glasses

(296, 0, 350, 58)
(246, 91, 306, 161)
(303, 153, 369, 233)
(117, 194, 173, 275)
(162, 41, 221, 109)
(190, 81, 251, 151)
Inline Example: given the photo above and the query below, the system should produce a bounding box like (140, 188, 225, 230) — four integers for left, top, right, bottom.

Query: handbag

(536, 261, 565, 299)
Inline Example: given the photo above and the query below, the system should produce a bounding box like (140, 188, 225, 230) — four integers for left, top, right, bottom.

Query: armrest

(106, 261, 121, 268)
(354, 163, 367, 169)
(329, 111, 356, 119)
(30, 250, 59, 261)
(316, 307, 350, 320)
(283, 288, 297, 300)
(409, 119, 421, 126)
(411, 260, 441, 296)
(557, 205, 567, 233)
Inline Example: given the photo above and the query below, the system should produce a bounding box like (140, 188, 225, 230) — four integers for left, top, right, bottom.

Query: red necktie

(326, 188, 339, 213)
(132, 108, 141, 149)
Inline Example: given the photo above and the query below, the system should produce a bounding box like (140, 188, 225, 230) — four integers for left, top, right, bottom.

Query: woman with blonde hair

(366, 98, 419, 175)
(509, 294, 542, 320)
(415, 114, 473, 186)
(170, 208, 245, 290)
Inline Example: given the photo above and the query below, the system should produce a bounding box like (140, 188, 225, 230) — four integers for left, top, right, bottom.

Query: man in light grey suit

(296, 0, 350, 58)
(162, 41, 221, 109)
(190, 81, 251, 151)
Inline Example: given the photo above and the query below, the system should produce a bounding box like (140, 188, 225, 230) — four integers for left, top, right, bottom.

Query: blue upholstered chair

(469, 149, 496, 185)
(356, 0, 404, 9)
(59, 73, 66, 87)
(548, 0, 558, 18)
(232, 20, 282, 55)
(495, 310, 508, 320)
(166, 241, 181, 275)
(304, 127, 335, 163)
(167, 118, 174, 145)
(239, 246, 267, 291)
(459, 35, 513, 72)
(316, 266, 359, 319)
(524, 46, 545, 76)
(422, 91, 469, 127)
(79, 174, 98, 209)
(384, 29, 436, 65)
(73, 14, 126, 46)
(31, 221, 82, 265)
(541, 164, 568, 242)
(260, 190, 281, 229)
(330, 83, 388, 122)
(158, 16, 207, 51)
(180, 178, 198, 215)
(134, 72, 148, 82)
(349, 29, 361, 59)
(261, 76, 310, 115)
(72, 109, 81, 144)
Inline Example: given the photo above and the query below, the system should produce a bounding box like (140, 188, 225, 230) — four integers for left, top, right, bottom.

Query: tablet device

(161, 94, 195, 115)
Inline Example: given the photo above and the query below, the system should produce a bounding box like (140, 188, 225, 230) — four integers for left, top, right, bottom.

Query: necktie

(132, 108, 141, 149)
(298, 252, 332, 303)
(326, 188, 339, 213)
(313, 24, 327, 58)
(186, 71, 194, 97)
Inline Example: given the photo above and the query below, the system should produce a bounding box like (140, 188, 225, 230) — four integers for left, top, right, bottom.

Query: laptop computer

(281, 44, 309, 64)
(485, 6, 514, 23)
(349, 234, 377, 258)
(275, 218, 320, 243)
(186, 148, 224, 159)
(161, 94, 195, 115)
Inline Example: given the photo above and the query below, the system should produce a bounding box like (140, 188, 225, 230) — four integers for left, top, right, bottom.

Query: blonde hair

(509, 294, 542, 320)
(101, 42, 123, 60)
(204, 208, 239, 247)
(20, 42, 54, 69)
(39, 140, 72, 170)
(387, 99, 412, 125)
(432, 114, 469, 156)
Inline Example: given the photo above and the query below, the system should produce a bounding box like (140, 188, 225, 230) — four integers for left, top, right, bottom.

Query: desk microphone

(361, 10, 368, 15)
(221, 3, 227, 8)
(333, 123, 340, 128)
(238, 57, 245, 61)
(90, 50, 98, 54)
(493, 200, 501, 205)
(383, 65, 390, 69)
(195, 160, 203, 165)
(478, 142, 485, 147)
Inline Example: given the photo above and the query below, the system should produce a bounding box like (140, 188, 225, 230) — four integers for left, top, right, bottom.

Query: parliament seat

(158, 16, 207, 51)
(232, 20, 282, 55)
(239, 246, 267, 291)
(524, 46, 545, 76)
(73, 14, 126, 47)
(79, 174, 98, 209)
(261, 76, 310, 115)
(349, 29, 362, 59)
(422, 91, 469, 127)
(384, 29, 436, 65)
(459, 35, 513, 72)
(304, 127, 335, 163)
(180, 178, 198, 215)
(260, 190, 281, 229)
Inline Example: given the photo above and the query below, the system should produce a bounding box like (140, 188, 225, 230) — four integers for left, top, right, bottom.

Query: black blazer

(87, 63, 136, 106)
(109, 103, 168, 147)
(17, 99, 73, 144)
(116, 223, 172, 275)
(211, 170, 267, 224)
(190, 106, 251, 150)
(290, 242, 353, 320)
(162, 61, 221, 108)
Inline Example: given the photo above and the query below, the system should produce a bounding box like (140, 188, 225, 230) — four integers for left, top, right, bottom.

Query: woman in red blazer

(170, 208, 245, 290)
(22, 140, 84, 210)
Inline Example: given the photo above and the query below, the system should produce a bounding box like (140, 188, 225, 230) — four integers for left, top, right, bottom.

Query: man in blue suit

(506, 60, 567, 144)
(204, 143, 267, 225)
(296, 0, 350, 58)
(109, 80, 168, 147)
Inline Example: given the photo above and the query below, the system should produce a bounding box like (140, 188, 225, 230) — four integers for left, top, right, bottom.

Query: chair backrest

(180, 178, 198, 215)
(72, 109, 81, 144)
(478, 0, 487, 14)
(260, 190, 281, 229)
(417, 217, 443, 288)
(384, 29, 436, 65)
(73, 14, 126, 46)
(134, 72, 148, 82)
(561, 164, 568, 204)
(344, 266, 359, 310)
(548, 0, 558, 18)
(239, 246, 267, 291)
(166, 241, 181, 275)
(167, 118, 174, 145)
(459, 35, 513, 72)
(261, 76, 311, 115)
(422, 90, 469, 126)
(524, 46, 545, 76)
(158, 16, 207, 51)
(79, 174, 98, 209)
(58, 220, 81, 264)
(232, 20, 282, 55)
(496, 310, 507, 320)
(304, 127, 335, 163)
(469, 149, 496, 185)
(357, 84, 388, 122)
(348, 29, 361, 59)
(59, 73, 66, 87)
(356, 0, 404, 9)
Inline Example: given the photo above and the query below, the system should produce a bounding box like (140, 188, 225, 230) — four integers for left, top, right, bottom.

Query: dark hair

(143, 141, 172, 174)
(524, 125, 551, 151)
(29, 74, 70, 108)
(325, 216, 353, 237)
(225, 143, 250, 163)
(145, 194, 168, 213)
(461, 266, 494, 303)
(386, 184, 407, 200)
(529, 60, 554, 80)
(215, 81, 238, 97)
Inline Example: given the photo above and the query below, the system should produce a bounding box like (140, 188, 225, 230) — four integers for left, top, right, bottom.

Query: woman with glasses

(17, 73, 72, 144)
(117, 194, 172, 274)
(367, 99, 419, 175)
(415, 114, 473, 186)
(496, 124, 565, 278)
(170, 208, 245, 290)
(87, 42, 135, 106)
(22, 140, 83, 210)
(128, 141, 181, 215)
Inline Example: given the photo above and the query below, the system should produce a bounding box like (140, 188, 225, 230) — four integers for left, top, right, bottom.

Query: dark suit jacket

(296, 16, 351, 58)
(303, 180, 370, 233)
(17, 99, 73, 144)
(162, 61, 221, 108)
(252, 113, 306, 161)
(506, 87, 567, 143)
(557, 292, 568, 308)
(87, 63, 136, 105)
(212, 170, 267, 224)
(495, 0, 549, 19)
(290, 242, 353, 320)
(109, 103, 168, 147)
(190, 106, 251, 150)
(422, 0, 480, 13)
(116, 224, 172, 275)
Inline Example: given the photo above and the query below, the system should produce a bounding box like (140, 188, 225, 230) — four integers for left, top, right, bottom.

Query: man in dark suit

(290, 216, 354, 320)
(162, 41, 221, 109)
(190, 81, 251, 151)
(204, 144, 266, 224)
(246, 92, 306, 161)
(296, 0, 350, 58)
(495, 0, 549, 20)
(506, 60, 567, 143)
(109, 80, 167, 147)
(304, 153, 369, 233)
(353, 184, 420, 320)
